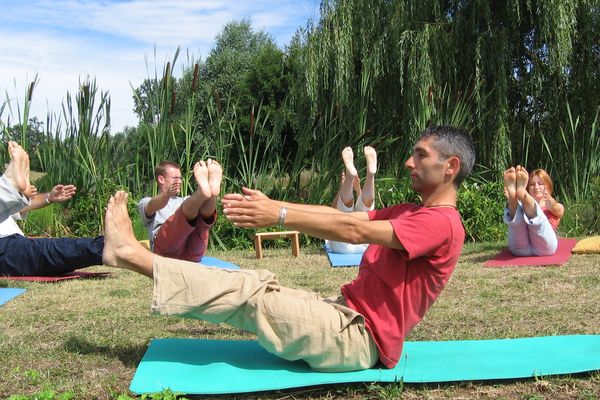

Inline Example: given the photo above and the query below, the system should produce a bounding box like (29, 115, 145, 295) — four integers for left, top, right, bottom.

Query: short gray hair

(419, 125, 475, 187)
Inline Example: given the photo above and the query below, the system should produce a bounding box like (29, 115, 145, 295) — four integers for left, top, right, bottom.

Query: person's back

(342, 203, 464, 367)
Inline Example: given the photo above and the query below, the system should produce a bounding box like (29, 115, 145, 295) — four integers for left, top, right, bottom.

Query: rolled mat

(130, 334, 600, 395)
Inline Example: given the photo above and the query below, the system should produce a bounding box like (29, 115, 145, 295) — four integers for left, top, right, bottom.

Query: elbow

(345, 224, 369, 244)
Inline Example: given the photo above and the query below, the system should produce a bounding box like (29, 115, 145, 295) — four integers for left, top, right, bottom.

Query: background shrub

(458, 180, 506, 242)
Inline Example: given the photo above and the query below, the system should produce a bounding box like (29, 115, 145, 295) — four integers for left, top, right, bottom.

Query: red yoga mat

(484, 238, 577, 267)
(0, 271, 111, 282)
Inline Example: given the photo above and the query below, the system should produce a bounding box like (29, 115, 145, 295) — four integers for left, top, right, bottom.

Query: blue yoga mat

(0, 288, 26, 306)
(323, 244, 363, 267)
(130, 335, 600, 395)
(199, 256, 240, 270)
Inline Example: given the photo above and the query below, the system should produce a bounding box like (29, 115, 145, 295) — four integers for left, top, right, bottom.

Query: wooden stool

(254, 231, 300, 259)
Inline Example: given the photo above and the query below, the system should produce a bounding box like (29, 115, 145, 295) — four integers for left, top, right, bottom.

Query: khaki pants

(151, 256, 379, 372)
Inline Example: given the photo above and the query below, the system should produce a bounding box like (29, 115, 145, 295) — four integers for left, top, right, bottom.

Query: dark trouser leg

(0, 234, 104, 276)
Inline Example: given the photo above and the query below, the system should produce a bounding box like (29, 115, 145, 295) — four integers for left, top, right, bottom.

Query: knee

(534, 242, 557, 256)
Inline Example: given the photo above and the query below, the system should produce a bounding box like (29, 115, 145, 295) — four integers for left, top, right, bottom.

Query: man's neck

(420, 186, 458, 208)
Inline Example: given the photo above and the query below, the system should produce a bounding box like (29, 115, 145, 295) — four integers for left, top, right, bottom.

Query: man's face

(158, 166, 182, 195)
(404, 138, 449, 194)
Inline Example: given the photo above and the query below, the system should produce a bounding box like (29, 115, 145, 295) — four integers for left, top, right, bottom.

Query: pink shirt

(543, 208, 560, 231)
(341, 204, 465, 368)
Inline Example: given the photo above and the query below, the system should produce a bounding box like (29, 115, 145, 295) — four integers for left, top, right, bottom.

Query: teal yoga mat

(130, 335, 600, 395)
(0, 288, 26, 306)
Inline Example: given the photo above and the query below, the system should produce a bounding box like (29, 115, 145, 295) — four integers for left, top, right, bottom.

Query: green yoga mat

(130, 335, 600, 395)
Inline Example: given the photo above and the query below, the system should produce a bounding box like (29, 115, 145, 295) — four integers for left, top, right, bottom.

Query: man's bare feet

(102, 191, 135, 266)
(102, 191, 153, 276)
(193, 161, 212, 199)
(364, 146, 377, 176)
(515, 166, 529, 201)
(341, 147, 357, 177)
(207, 159, 223, 197)
(503, 167, 516, 200)
(4, 141, 30, 194)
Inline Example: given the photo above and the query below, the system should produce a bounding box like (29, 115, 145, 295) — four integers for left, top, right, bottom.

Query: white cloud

(0, 0, 319, 132)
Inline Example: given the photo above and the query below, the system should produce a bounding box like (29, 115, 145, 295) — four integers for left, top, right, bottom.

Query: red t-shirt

(543, 208, 560, 231)
(341, 204, 465, 368)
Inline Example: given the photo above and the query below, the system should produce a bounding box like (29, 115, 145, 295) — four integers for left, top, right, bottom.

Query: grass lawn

(1, 242, 599, 399)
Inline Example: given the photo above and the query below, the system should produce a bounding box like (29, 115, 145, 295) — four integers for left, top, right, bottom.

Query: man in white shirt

(137, 159, 222, 262)
(0, 141, 103, 276)
(0, 183, 104, 276)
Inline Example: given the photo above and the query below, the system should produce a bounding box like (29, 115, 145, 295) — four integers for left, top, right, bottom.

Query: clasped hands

(222, 187, 280, 228)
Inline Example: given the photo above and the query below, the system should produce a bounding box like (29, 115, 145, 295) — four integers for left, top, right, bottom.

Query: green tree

(296, 0, 599, 177)
(1, 117, 46, 171)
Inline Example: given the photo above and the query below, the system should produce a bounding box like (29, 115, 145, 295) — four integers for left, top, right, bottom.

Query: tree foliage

(298, 0, 599, 174)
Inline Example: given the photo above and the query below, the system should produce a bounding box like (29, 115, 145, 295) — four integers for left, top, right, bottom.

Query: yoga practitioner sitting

(137, 159, 222, 262)
(503, 166, 564, 256)
(102, 125, 475, 372)
(0, 142, 103, 276)
(327, 146, 377, 254)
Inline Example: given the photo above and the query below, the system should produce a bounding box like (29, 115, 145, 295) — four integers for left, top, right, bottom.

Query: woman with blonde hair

(503, 166, 564, 256)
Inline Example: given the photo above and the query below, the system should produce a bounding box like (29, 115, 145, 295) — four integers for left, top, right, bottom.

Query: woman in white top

(327, 146, 377, 254)
(503, 166, 564, 256)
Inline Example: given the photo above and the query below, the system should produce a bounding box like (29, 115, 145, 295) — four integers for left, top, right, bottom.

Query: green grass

(1, 244, 599, 399)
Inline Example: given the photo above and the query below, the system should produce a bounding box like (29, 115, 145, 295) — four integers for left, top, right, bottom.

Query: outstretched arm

(19, 184, 76, 214)
(222, 189, 402, 249)
(142, 184, 177, 218)
(224, 187, 370, 219)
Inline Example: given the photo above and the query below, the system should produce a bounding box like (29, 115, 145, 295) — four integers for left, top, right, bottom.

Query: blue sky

(0, 0, 320, 132)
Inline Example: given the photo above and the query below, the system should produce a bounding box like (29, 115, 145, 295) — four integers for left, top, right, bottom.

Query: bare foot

(515, 165, 529, 201)
(503, 167, 516, 200)
(364, 146, 377, 175)
(4, 141, 30, 194)
(341, 147, 357, 177)
(207, 158, 223, 197)
(102, 191, 137, 266)
(193, 161, 212, 199)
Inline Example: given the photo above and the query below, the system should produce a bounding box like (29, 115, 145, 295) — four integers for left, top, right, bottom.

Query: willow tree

(296, 0, 598, 178)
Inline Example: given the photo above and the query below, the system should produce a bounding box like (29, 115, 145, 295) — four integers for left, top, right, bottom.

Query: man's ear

(157, 175, 165, 185)
(446, 157, 460, 178)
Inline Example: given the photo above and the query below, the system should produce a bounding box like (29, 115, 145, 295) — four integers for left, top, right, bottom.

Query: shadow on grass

(63, 335, 147, 367)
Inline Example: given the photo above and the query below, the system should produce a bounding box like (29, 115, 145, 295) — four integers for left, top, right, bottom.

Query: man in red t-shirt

(101, 125, 475, 371)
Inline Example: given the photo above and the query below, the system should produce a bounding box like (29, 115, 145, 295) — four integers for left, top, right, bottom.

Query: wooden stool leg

(254, 236, 263, 259)
(291, 233, 300, 257)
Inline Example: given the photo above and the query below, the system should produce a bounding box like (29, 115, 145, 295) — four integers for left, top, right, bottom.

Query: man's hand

(222, 187, 269, 203)
(163, 182, 179, 198)
(222, 188, 278, 228)
(24, 184, 37, 199)
(48, 184, 76, 203)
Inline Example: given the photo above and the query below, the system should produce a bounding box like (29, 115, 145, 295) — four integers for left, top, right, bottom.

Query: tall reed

(540, 102, 600, 203)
